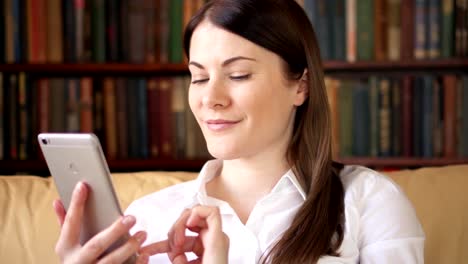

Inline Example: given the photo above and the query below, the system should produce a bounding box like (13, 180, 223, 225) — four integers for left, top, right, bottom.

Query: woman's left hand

(139, 205, 229, 264)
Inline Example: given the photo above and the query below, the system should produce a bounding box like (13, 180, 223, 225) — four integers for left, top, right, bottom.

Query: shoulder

(339, 165, 403, 202)
(339, 165, 425, 251)
(124, 180, 198, 242)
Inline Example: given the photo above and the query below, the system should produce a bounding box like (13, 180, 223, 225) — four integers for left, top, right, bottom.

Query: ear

(293, 69, 309, 106)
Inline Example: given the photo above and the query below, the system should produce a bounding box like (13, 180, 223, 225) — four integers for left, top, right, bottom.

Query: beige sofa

(1, 165, 467, 264)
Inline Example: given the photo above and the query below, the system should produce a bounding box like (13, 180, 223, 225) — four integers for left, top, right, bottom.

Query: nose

(201, 79, 230, 109)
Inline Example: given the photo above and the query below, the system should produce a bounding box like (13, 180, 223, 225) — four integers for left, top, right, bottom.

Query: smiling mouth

(205, 119, 241, 131)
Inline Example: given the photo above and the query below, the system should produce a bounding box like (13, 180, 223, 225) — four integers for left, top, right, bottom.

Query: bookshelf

(1, 0, 468, 175)
(1, 59, 468, 75)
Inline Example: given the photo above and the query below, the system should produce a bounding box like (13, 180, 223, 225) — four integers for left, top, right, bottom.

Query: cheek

(188, 87, 200, 115)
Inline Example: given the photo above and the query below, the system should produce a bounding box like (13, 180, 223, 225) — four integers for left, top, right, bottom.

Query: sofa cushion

(0, 166, 466, 264)
(384, 165, 468, 264)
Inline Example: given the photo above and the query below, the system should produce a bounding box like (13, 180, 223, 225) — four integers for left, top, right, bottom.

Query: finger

(97, 231, 147, 264)
(135, 253, 149, 264)
(139, 240, 170, 255)
(168, 209, 191, 249)
(53, 199, 66, 227)
(79, 215, 138, 262)
(58, 182, 88, 249)
(186, 206, 222, 232)
(169, 251, 188, 264)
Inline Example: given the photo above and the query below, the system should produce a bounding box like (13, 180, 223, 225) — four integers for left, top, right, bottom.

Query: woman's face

(188, 21, 308, 160)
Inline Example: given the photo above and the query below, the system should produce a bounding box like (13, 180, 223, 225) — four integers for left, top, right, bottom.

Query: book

(91, 0, 106, 62)
(0, 73, 3, 159)
(103, 78, 117, 159)
(387, 0, 401, 61)
(47, 0, 63, 62)
(441, 0, 455, 57)
(80, 77, 93, 133)
(401, 76, 414, 157)
(356, 0, 374, 60)
(374, 0, 388, 61)
(443, 74, 457, 157)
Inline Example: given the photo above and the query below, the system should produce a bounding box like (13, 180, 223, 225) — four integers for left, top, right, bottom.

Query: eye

(191, 78, 209, 84)
(230, 74, 251, 81)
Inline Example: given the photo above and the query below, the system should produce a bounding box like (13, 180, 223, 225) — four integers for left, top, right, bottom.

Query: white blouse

(126, 160, 425, 263)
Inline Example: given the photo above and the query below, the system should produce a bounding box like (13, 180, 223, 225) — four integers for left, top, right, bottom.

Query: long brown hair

(183, 0, 345, 263)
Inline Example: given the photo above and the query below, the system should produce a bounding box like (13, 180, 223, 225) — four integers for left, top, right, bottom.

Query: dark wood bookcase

(1, 60, 467, 176)
(1, 0, 468, 175)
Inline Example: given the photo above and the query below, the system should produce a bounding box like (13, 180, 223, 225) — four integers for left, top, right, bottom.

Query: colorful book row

(326, 74, 468, 158)
(297, 0, 468, 61)
(0, 0, 206, 64)
(0, 73, 210, 161)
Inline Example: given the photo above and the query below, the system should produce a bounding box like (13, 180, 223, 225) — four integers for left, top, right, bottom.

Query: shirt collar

(192, 160, 307, 202)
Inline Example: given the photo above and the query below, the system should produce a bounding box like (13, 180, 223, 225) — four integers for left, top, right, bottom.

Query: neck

(206, 150, 291, 224)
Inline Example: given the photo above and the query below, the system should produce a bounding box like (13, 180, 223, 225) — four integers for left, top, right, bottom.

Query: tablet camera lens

(42, 139, 48, 145)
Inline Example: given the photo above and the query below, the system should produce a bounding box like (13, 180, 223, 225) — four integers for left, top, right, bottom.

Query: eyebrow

(188, 56, 257, 69)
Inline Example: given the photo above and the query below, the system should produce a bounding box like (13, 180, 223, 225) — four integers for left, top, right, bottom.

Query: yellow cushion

(0, 166, 466, 264)
(385, 165, 468, 264)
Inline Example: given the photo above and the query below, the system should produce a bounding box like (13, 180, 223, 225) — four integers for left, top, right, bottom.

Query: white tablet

(38, 133, 134, 261)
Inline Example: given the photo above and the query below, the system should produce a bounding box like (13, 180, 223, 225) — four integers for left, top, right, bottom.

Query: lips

(205, 119, 241, 131)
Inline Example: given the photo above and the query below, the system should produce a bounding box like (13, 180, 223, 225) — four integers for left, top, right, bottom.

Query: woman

(53, 0, 425, 263)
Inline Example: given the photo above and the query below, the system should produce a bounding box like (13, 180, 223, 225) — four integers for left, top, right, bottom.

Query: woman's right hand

(53, 182, 149, 264)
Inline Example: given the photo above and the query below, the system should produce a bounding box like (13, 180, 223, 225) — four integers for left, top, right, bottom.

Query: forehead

(189, 20, 276, 64)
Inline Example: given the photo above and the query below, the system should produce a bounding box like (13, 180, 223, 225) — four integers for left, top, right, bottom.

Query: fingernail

(122, 215, 136, 226)
(74, 182, 83, 194)
(135, 231, 147, 244)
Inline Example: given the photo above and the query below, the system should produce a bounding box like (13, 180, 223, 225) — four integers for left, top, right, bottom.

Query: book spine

(47, 0, 63, 62)
(352, 80, 370, 156)
(379, 78, 392, 157)
(461, 76, 468, 157)
(357, 0, 374, 60)
(333, 0, 346, 60)
(432, 77, 443, 157)
(103, 78, 117, 159)
(391, 78, 402, 156)
(128, 0, 145, 63)
(427, 0, 442, 58)
(443, 74, 457, 157)
(374, 0, 388, 61)
(402, 76, 414, 157)
(0, 73, 3, 159)
(346, 0, 357, 62)
(147, 78, 160, 158)
(18, 73, 29, 160)
(169, 0, 184, 63)
(80, 77, 93, 132)
(0, 1, 4, 63)
(387, 0, 402, 61)
(49, 78, 67, 132)
(105, 0, 120, 62)
(441, 0, 455, 57)
(66, 79, 80, 132)
(63, 0, 77, 62)
(136, 78, 148, 158)
(92, 0, 106, 62)
(115, 78, 129, 159)
(414, 0, 428, 59)
(421, 76, 434, 157)
(338, 80, 353, 157)
(401, 0, 416, 59)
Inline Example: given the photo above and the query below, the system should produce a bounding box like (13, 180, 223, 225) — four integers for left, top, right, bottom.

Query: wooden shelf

(2, 157, 467, 176)
(0, 59, 467, 76)
(337, 157, 468, 167)
(0, 159, 207, 176)
(323, 59, 468, 74)
(0, 63, 189, 76)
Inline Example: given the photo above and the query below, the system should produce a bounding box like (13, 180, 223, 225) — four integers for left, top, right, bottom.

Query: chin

(206, 143, 242, 160)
